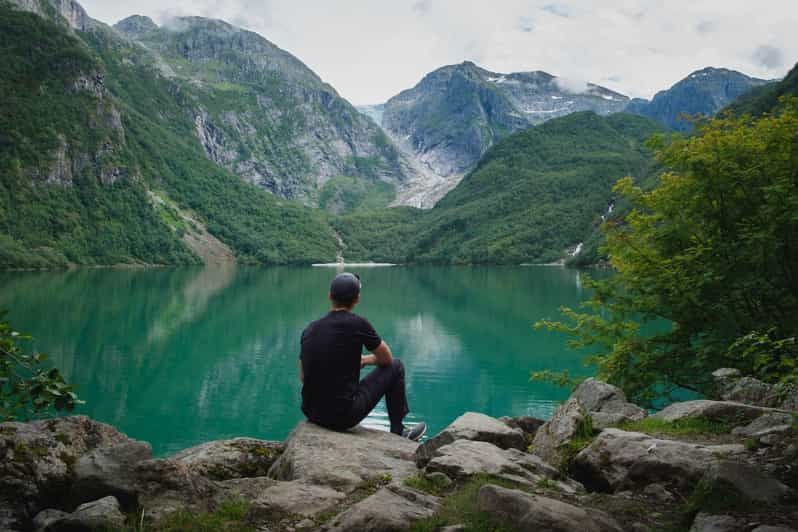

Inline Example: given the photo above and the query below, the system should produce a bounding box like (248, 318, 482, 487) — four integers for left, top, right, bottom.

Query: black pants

(307, 358, 409, 435)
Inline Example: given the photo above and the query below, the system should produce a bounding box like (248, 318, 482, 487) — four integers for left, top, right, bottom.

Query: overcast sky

(80, 0, 798, 105)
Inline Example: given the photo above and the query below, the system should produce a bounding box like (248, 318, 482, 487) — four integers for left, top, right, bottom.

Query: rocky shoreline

(1, 372, 796, 531)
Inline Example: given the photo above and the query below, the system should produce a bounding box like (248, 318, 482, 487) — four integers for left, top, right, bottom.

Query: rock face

(572, 428, 746, 494)
(268, 421, 419, 492)
(731, 413, 794, 439)
(0, 416, 137, 529)
(415, 412, 526, 467)
(652, 400, 788, 424)
(424, 439, 579, 493)
(477, 484, 622, 532)
(246, 480, 345, 520)
(114, 15, 416, 209)
(712, 369, 798, 411)
(700, 460, 793, 505)
(71, 439, 152, 507)
(572, 378, 647, 428)
(689, 513, 743, 532)
(625, 67, 772, 131)
(169, 437, 283, 480)
(531, 397, 590, 466)
(50, 496, 126, 531)
(326, 484, 440, 532)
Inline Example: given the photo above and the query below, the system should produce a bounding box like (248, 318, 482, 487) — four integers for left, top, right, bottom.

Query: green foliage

(0, 316, 82, 421)
(537, 101, 798, 404)
(404, 473, 453, 497)
(318, 175, 395, 214)
(617, 417, 732, 436)
(142, 500, 253, 532)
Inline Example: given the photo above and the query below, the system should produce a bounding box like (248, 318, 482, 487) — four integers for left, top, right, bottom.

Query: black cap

(330, 272, 361, 302)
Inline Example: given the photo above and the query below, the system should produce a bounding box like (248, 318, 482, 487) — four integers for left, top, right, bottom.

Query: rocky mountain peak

(113, 15, 158, 38)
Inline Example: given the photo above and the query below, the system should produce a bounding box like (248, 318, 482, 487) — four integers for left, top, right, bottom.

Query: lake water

(0, 265, 596, 456)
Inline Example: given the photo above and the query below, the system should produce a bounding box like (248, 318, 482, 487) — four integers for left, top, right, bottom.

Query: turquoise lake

(0, 265, 596, 456)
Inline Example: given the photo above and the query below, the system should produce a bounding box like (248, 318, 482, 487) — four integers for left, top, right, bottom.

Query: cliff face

(625, 67, 772, 130)
(115, 15, 411, 206)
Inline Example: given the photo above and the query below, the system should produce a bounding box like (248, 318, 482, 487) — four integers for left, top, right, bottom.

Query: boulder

(752, 527, 798, 532)
(499, 416, 545, 436)
(48, 496, 126, 531)
(689, 513, 743, 532)
(0, 416, 138, 527)
(699, 460, 793, 505)
(415, 412, 525, 467)
(32, 509, 69, 531)
(571, 428, 746, 494)
(169, 437, 283, 480)
(425, 440, 579, 493)
(572, 378, 647, 428)
(530, 397, 590, 466)
(722, 377, 773, 406)
(731, 413, 793, 439)
(71, 439, 152, 508)
(325, 484, 440, 531)
(134, 458, 217, 522)
(212, 476, 279, 505)
(268, 421, 418, 492)
(653, 400, 787, 424)
(246, 480, 345, 520)
(477, 484, 622, 532)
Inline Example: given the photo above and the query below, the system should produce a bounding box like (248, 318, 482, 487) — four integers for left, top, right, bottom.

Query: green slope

(726, 62, 798, 117)
(0, 2, 338, 268)
(334, 112, 663, 264)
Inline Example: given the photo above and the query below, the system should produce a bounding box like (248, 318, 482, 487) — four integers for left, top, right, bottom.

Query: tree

(536, 99, 798, 405)
(0, 316, 83, 421)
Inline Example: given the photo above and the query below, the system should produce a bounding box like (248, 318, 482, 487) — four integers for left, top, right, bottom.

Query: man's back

(300, 311, 381, 422)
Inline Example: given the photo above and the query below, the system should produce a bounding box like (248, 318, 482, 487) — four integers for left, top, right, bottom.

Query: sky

(80, 0, 798, 105)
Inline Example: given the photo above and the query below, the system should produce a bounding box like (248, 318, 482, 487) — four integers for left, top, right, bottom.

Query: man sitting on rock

(299, 272, 426, 440)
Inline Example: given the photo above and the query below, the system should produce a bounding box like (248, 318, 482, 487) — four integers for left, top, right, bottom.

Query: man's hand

(361, 354, 377, 368)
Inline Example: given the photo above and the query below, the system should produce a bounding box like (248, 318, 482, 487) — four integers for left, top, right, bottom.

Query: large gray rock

(32, 509, 69, 532)
(499, 416, 545, 436)
(531, 397, 590, 466)
(268, 421, 419, 492)
(49, 496, 126, 531)
(134, 458, 217, 522)
(477, 484, 622, 532)
(246, 480, 344, 520)
(169, 437, 283, 480)
(212, 476, 278, 505)
(325, 484, 440, 531)
(0, 416, 138, 528)
(700, 460, 793, 505)
(425, 440, 580, 493)
(416, 412, 526, 467)
(731, 413, 794, 439)
(752, 527, 798, 532)
(572, 428, 746, 494)
(71, 440, 152, 507)
(653, 400, 787, 424)
(572, 378, 647, 428)
(689, 513, 743, 532)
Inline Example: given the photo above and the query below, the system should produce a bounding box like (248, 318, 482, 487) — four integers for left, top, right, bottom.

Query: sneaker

(401, 422, 427, 441)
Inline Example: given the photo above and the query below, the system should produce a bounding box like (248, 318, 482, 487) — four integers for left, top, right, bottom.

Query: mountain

(625, 67, 772, 131)
(1, 0, 340, 267)
(375, 62, 630, 206)
(333, 112, 663, 265)
(112, 15, 412, 207)
(726, 62, 798, 116)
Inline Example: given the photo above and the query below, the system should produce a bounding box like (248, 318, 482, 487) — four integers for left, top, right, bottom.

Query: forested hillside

(727, 62, 798, 117)
(0, 2, 338, 268)
(333, 112, 663, 264)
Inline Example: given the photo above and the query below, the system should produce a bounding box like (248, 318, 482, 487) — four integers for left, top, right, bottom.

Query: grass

(617, 416, 734, 436)
(410, 475, 520, 532)
(139, 500, 253, 532)
(558, 415, 597, 471)
(404, 473, 453, 497)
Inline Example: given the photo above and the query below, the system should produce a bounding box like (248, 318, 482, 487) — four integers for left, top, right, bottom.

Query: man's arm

(361, 341, 393, 368)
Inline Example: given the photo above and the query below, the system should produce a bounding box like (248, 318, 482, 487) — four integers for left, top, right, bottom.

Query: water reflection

(0, 266, 594, 455)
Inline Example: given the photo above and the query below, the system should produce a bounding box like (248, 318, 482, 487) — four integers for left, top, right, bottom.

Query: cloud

(79, 0, 798, 104)
(752, 45, 784, 69)
(554, 76, 589, 94)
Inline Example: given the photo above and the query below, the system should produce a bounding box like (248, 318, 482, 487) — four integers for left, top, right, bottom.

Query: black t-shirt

(300, 311, 382, 421)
